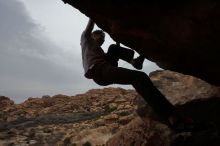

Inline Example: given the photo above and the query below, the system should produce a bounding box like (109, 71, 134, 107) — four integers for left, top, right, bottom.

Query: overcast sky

(0, 0, 160, 103)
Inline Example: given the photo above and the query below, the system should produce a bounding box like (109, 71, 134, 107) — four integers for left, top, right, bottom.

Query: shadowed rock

(107, 97, 220, 146)
(62, 0, 220, 86)
(106, 71, 220, 145)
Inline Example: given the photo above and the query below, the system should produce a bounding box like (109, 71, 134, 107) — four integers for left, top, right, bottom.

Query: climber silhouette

(80, 19, 198, 132)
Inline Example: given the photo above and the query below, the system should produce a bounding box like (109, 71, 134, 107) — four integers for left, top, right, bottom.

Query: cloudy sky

(0, 0, 160, 103)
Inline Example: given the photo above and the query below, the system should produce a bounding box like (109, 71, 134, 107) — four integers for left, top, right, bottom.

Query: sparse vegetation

(111, 127, 118, 134)
(117, 111, 130, 116)
(63, 137, 71, 146)
(104, 104, 117, 113)
(8, 142, 15, 146)
(83, 141, 92, 146)
(28, 129, 35, 139)
(43, 127, 52, 133)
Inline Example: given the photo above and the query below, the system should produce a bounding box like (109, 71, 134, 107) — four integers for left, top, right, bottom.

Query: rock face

(0, 96, 14, 110)
(62, 0, 220, 86)
(0, 70, 219, 146)
(149, 70, 220, 105)
(107, 71, 220, 146)
(0, 88, 138, 146)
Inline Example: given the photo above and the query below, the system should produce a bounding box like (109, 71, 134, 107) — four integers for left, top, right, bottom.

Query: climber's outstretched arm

(84, 19, 95, 36)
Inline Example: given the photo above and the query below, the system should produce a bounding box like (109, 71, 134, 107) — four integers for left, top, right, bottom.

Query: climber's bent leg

(105, 44, 134, 66)
(91, 63, 175, 119)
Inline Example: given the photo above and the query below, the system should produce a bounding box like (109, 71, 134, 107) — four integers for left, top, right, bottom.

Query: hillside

(0, 70, 219, 146)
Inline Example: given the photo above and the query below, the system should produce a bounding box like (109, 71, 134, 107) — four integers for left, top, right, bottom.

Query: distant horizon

(1, 86, 136, 104)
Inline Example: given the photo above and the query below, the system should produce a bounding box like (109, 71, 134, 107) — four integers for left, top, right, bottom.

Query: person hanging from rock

(80, 18, 202, 132)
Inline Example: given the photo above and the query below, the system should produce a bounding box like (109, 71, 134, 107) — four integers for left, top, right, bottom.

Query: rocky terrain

(0, 70, 220, 146)
(0, 87, 138, 146)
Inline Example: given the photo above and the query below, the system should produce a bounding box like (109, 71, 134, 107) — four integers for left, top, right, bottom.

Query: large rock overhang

(62, 0, 220, 86)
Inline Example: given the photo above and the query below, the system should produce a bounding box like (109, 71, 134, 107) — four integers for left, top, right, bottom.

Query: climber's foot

(131, 55, 145, 70)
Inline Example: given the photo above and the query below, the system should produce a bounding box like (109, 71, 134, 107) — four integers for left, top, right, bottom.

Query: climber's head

(92, 30, 105, 46)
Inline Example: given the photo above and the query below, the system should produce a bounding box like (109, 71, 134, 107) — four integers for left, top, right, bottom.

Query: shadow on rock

(107, 96, 220, 146)
(171, 97, 220, 146)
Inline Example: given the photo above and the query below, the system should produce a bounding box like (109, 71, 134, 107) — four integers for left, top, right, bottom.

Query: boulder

(0, 96, 14, 110)
(62, 0, 220, 86)
(107, 70, 220, 146)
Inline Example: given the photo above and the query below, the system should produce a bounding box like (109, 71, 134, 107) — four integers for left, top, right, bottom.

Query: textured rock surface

(107, 71, 220, 146)
(62, 0, 220, 86)
(0, 70, 219, 145)
(0, 88, 138, 146)
(107, 111, 220, 146)
(149, 70, 220, 105)
(0, 96, 14, 110)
